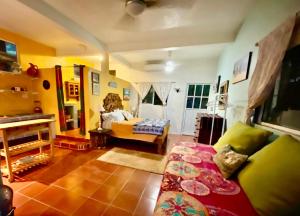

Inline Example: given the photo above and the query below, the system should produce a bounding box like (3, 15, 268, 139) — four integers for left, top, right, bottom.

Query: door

(182, 83, 211, 135)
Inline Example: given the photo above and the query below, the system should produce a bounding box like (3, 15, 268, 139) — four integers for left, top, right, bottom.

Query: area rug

(97, 147, 168, 174)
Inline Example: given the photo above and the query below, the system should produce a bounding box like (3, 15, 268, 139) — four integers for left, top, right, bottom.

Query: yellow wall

(0, 28, 131, 137)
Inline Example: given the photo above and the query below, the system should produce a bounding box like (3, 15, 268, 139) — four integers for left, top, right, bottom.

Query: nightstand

(89, 129, 112, 149)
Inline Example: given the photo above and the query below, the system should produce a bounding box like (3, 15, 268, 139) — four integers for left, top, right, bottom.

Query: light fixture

(125, 0, 146, 17)
(99, 55, 104, 62)
(165, 51, 175, 73)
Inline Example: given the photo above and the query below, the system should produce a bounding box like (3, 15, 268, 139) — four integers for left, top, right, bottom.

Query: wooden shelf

(0, 89, 39, 94)
(0, 140, 50, 157)
(0, 71, 39, 80)
(1, 153, 50, 175)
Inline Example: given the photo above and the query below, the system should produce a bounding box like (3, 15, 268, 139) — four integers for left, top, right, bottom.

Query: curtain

(79, 65, 86, 135)
(55, 65, 67, 131)
(136, 82, 152, 102)
(129, 84, 139, 117)
(245, 14, 297, 124)
(152, 82, 173, 119)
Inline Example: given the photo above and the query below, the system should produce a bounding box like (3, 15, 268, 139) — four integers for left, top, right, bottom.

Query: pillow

(110, 110, 125, 122)
(213, 145, 248, 179)
(238, 135, 300, 215)
(102, 113, 112, 121)
(214, 122, 272, 155)
(122, 110, 133, 120)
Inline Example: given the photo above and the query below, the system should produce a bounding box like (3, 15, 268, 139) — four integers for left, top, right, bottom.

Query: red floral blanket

(154, 142, 257, 216)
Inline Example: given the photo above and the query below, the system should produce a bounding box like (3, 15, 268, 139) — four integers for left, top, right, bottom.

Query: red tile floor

(2, 134, 193, 216)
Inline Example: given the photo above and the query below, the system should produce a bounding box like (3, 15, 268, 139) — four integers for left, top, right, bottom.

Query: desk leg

(48, 122, 54, 158)
(1, 130, 14, 182)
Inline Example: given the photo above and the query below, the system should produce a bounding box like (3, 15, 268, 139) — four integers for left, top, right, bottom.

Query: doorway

(182, 83, 211, 135)
(56, 65, 86, 137)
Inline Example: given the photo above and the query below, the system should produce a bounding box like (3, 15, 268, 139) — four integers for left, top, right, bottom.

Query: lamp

(98, 105, 106, 131)
(125, 0, 146, 17)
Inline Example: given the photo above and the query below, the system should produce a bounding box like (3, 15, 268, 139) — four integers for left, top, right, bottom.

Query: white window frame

(185, 83, 211, 110)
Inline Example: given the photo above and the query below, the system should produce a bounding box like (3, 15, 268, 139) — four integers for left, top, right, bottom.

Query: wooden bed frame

(102, 93, 169, 154)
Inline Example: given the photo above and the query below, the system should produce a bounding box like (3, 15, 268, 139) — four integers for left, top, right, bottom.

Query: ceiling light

(126, 0, 146, 17)
(165, 65, 174, 73)
(99, 55, 104, 62)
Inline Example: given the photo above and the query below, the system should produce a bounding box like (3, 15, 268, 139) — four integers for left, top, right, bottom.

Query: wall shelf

(0, 89, 39, 95)
(0, 70, 40, 80)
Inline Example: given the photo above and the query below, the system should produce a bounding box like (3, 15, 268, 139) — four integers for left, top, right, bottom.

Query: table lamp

(98, 105, 106, 130)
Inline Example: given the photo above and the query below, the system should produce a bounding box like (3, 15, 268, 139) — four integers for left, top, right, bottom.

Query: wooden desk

(0, 119, 55, 182)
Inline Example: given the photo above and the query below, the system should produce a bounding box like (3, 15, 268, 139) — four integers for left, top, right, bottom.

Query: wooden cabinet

(193, 113, 225, 145)
(65, 81, 79, 101)
(0, 119, 55, 182)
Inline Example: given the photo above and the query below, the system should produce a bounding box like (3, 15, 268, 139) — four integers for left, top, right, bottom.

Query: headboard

(103, 93, 123, 112)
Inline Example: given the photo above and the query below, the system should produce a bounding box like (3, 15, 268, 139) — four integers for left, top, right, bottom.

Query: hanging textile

(152, 82, 173, 119)
(245, 14, 297, 124)
(129, 84, 139, 117)
(79, 65, 86, 135)
(55, 65, 67, 131)
(136, 82, 152, 102)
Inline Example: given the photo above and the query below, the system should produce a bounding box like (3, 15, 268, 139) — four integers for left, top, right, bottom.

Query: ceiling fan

(125, 0, 158, 17)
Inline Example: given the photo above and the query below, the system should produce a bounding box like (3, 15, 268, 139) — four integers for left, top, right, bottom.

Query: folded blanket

(133, 119, 170, 135)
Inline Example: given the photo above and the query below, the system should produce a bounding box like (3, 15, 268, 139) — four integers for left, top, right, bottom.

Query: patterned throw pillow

(213, 145, 248, 179)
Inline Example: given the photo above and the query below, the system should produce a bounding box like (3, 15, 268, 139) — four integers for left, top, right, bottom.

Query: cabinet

(193, 113, 225, 145)
(65, 81, 79, 101)
(0, 119, 55, 182)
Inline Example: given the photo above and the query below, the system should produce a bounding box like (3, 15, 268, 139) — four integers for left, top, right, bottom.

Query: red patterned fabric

(154, 142, 257, 216)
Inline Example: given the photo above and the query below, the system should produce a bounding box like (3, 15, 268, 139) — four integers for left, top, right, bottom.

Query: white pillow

(122, 110, 133, 120)
(111, 111, 125, 122)
(102, 113, 112, 121)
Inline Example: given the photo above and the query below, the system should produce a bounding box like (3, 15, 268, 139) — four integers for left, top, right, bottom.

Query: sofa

(154, 122, 300, 216)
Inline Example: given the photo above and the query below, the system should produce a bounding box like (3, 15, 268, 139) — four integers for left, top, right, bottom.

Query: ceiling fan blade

(147, 0, 196, 9)
(114, 13, 140, 32)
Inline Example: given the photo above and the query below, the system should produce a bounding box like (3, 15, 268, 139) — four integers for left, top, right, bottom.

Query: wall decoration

(91, 72, 100, 95)
(74, 64, 80, 81)
(108, 81, 117, 88)
(219, 80, 229, 110)
(232, 52, 252, 84)
(43, 80, 50, 90)
(213, 75, 221, 93)
(123, 88, 131, 101)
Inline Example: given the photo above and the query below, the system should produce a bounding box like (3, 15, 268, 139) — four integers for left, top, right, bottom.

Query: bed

(101, 93, 170, 154)
(154, 142, 257, 216)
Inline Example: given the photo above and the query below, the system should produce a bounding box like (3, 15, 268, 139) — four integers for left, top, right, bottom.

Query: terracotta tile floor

(2, 134, 193, 216)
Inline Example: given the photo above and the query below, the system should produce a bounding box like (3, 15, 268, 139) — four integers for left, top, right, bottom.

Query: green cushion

(238, 135, 300, 215)
(213, 122, 272, 155)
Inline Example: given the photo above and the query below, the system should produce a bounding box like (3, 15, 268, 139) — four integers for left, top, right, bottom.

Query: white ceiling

(0, 0, 256, 69)
(42, 0, 255, 52)
(0, 0, 99, 55)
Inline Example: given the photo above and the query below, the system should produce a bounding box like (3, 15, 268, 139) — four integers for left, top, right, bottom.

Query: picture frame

(213, 75, 221, 93)
(123, 88, 131, 101)
(219, 80, 229, 110)
(91, 72, 100, 95)
(232, 52, 252, 84)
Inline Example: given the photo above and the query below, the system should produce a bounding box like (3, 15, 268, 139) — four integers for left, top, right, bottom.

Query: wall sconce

(174, 88, 180, 93)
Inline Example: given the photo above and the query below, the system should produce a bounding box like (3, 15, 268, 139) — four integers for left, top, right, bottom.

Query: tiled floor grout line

(101, 168, 136, 216)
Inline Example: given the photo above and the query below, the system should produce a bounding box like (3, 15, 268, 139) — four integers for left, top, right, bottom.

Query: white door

(182, 83, 211, 135)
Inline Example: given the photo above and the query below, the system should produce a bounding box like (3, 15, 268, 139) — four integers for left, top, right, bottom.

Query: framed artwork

(123, 88, 131, 101)
(91, 72, 100, 95)
(74, 64, 80, 81)
(108, 81, 117, 88)
(232, 52, 252, 84)
(219, 80, 229, 110)
(213, 75, 221, 93)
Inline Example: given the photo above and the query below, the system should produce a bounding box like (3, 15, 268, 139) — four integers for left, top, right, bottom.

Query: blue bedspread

(133, 119, 170, 135)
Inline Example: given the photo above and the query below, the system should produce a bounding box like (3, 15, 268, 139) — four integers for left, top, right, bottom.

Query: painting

(123, 88, 131, 101)
(232, 52, 252, 84)
(91, 72, 100, 95)
(219, 80, 229, 110)
(213, 75, 221, 93)
(108, 81, 117, 88)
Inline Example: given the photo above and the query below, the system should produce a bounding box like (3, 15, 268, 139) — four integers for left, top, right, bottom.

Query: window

(186, 84, 210, 109)
(142, 86, 163, 105)
(260, 44, 300, 131)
